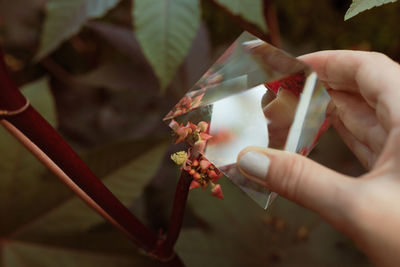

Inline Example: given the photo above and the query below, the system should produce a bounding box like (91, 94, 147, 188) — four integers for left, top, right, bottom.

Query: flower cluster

(169, 120, 224, 199)
(170, 151, 224, 199)
(165, 92, 204, 119)
(169, 120, 212, 154)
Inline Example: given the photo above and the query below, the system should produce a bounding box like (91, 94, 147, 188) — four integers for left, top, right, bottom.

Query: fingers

(331, 111, 375, 170)
(330, 91, 387, 155)
(237, 146, 354, 225)
(299, 50, 400, 131)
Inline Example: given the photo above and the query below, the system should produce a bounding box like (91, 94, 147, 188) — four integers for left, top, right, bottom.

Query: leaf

(36, 0, 121, 59)
(133, 0, 201, 91)
(213, 0, 267, 32)
(345, 0, 398, 20)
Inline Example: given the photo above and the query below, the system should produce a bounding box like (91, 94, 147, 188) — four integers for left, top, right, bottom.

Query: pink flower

(187, 122, 197, 132)
(199, 160, 212, 172)
(191, 93, 204, 109)
(190, 180, 200, 190)
(193, 172, 201, 180)
(199, 132, 212, 141)
(211, 184, 224, 199)
(193, 139, 206, 154)
(175, 125, 192, 144)
(208, 170, 222, 182)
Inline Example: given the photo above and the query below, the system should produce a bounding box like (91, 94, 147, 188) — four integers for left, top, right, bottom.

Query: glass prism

(164, 32, 330, 209)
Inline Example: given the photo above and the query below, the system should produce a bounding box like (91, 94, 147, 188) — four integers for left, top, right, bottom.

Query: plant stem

(159, 170, 192, 259)
(0, 47, 187, 265)
(0, 48, 157, 250)
(263, 0, 282, 48)
(1, 120, 132, 239)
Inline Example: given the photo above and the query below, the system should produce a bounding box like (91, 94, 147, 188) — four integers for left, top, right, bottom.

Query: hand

(237, 50, 400, 267)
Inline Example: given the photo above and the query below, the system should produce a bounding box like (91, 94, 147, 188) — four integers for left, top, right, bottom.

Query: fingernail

(238, 151, 270, 180)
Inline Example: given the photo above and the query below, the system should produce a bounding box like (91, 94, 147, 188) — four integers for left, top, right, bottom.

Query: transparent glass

(164, 32, 330, 209)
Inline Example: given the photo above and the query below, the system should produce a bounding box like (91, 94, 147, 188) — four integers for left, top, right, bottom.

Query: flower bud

(211, 184, 224, 199)
(208, 170, 221, 182)
(200, 160, 212, 172)
(189, 180, 200, 190)
(193, 172, 201, 180)
(192, 160, 199, 167)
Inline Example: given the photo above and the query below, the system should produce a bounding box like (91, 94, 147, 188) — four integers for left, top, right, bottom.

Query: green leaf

(345, 0, 398, 20)
(133, 0, 201, 91)
(213, 0, 267, 32)
(36, 0, 121, 59)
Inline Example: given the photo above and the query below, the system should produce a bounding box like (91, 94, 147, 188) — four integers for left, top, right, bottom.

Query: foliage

(35, 0, 267, 91)
(345, 0, 398, 20)
(37, 0, 121, 60)
(133, 0, 200, 91)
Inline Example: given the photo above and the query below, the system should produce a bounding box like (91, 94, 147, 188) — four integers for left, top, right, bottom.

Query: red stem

(0, 48, 157, 250)
(263, 0, 282, 48)
(159, 170, 192, 259)
(0, 47, 189, 265)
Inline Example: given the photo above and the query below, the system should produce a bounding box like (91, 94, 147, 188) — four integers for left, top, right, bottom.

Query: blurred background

(0, 0, 399, 266)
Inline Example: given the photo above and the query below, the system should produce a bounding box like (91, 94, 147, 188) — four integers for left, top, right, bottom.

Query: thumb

(237, 146, 354, 223)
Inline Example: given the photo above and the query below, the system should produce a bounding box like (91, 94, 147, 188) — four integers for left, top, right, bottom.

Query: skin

(237, 50, 400, 267)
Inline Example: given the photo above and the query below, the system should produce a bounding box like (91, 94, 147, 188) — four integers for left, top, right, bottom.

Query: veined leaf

(345, 0, 398, 20)
(36, 0, 121, 59)
(213, 0, 267, 33)
(133, 0, 201, 91)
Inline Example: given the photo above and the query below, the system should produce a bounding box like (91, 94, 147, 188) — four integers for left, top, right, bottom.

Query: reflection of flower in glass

(207, 129, 234, 145)
(215, 41, 236, 65)
(299, 118, 331, 156)
(265, 72, 305, 98)
(165, 92, 205, 119)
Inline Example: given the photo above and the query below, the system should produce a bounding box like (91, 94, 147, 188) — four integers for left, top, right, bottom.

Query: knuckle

(272, 153, 307, 202)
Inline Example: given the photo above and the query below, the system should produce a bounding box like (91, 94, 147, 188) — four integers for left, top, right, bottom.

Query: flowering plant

(169, 120, 224, 199)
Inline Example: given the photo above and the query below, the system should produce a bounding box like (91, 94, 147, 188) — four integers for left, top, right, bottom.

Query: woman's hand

(237, 50, 400, 267)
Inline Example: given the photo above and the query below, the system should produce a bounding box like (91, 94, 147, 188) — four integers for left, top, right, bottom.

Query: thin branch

(263, 0, 282, 48)
(1, 120, 132, 239)
(158, 170, 192, 259)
